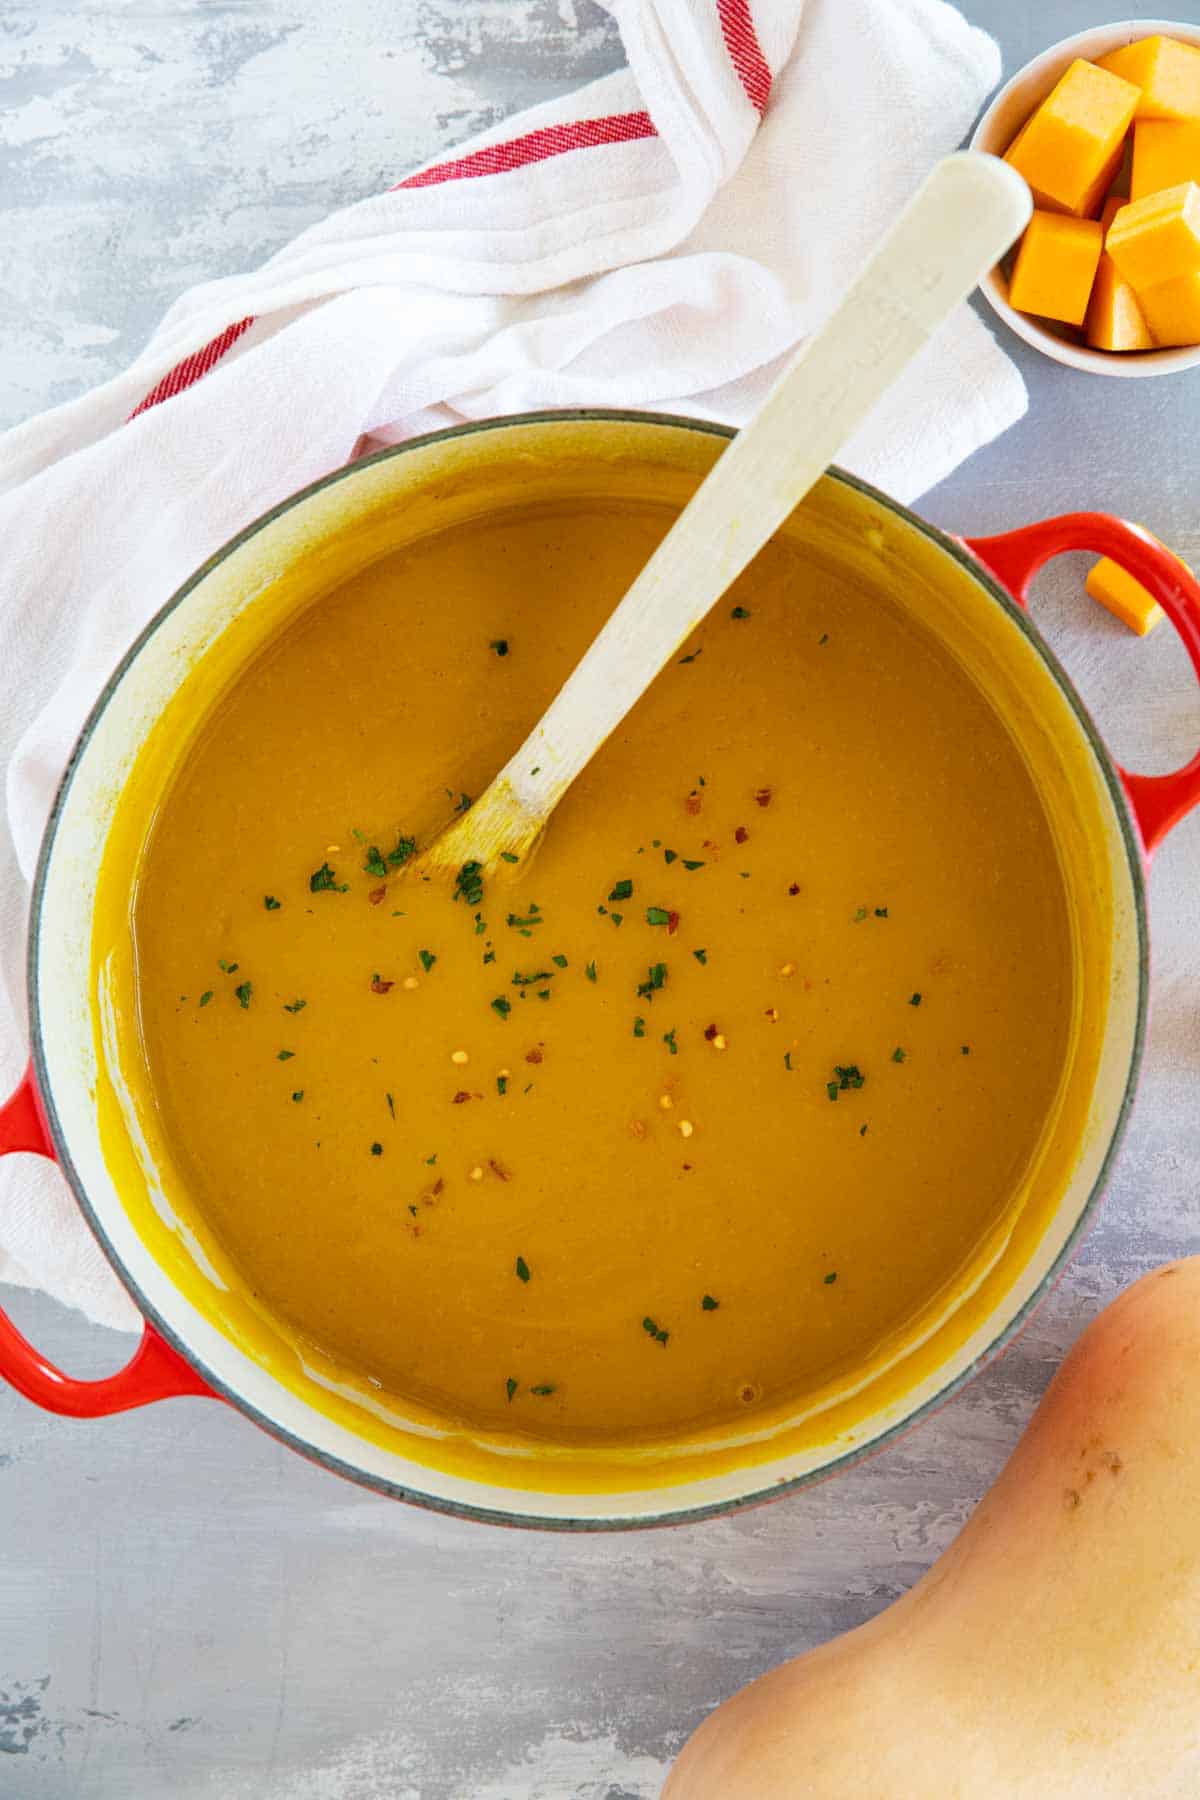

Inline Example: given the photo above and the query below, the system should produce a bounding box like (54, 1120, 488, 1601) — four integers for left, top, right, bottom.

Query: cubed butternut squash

(1086, 196, 1155, 350)
(1004, 58, 1141, 217)
(1137, 269, 1200, 345)
(1106, 181, 1200, 290)
(1007, 211, 1104, 326)
(1098, 34, 1200, 123)
(1085, 548, 1167, 636)
(1130, 119, 1200, 199)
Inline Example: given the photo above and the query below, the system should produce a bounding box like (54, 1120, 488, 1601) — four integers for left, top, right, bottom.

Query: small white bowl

(971, 18, 1200, 378)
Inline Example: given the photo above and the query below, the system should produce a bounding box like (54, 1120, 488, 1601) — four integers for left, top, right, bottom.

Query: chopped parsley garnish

(454, 861, 484, 907)
(387, 834, 416, 868)
(500, 851, 519, 864)
(363, 846, 388, 879)
(663, 849, 677, 865)
(609, 879, 633, 902)
(291, 1090, 304, 1103)
(636, 963, 667, 1001)
(784, 1051, 793, 1071)
(234, 981, 252, 1009)
(507, 911, 541, 934)
(678, 648, 702, 664)
(530, 1384, 556, 1396)
(515, 1256, 530, 1284)
(874, 907, 889, 918)
(491, 996, 512, 1019)
(819, 632, 830, 645)
(506, 1377, 518, 1403)
(730, 605, 751, 619)
(455, 793, 472, 814)
(633, 1017, 646, 1037)
(585, 961, 597, 983)
(551, 953, 568, 969)
(370, 1142, 383, 1157)
(853, 906, 868, 922)
(277, 1050, 294, 1062)
(663, 1028, 678, 1055)
(425, 1153, 437, 1165)
(859, 1123, 868, 1136)
(218, 959, 238, 973)
(642, 1316, 669, 1346)
(198, 991, 213, 1007)
(824, 1271, 838, 1285)
(511, 970, 552, 987)
(682, 859, 704, 871)
(283, 998, 307, 1013)
(909, 993, 922, 1007)
(693, 948, 708, 964)
(419, 949, 437, 972)
(646, 907, 671, 926)
(701, 1295, 720, 1311)
(892, 1046, 907, 1063)
(497, 1074, 508, 1095)
(386, 1092, 395, 1119)
(827, 1064, 864, 1100)
(961, 1044, 971, 1055)
(610, 912, 624, 927)
(310, 863, 347, 892)
(264, 895, 281, 911)
(489, 638, 509, 657)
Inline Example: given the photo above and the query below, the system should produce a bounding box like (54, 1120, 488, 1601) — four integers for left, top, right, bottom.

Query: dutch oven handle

(0, 1062, 215, 1415)
(966, 513, 1200, 858)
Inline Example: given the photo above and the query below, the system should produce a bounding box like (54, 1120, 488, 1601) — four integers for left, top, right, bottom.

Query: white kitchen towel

(0, 0, 1022, 1331)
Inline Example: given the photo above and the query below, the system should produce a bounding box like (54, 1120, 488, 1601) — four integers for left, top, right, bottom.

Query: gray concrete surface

(2, 1, 1199, 1795)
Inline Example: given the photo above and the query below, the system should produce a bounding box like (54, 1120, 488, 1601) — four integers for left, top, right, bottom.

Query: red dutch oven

(0, 413, 1197, 1528)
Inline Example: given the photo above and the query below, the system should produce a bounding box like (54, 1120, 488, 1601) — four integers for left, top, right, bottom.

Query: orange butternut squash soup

(97, 476, 1085, 1491)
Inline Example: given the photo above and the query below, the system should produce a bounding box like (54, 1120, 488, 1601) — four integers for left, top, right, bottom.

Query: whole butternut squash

(665, 1259, 1200, 1798)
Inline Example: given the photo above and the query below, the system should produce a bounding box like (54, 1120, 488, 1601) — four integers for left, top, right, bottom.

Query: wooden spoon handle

(495, 153, 1030, 816)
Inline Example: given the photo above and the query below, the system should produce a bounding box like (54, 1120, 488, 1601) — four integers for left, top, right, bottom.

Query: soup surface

(118, 496, 1075, 1448)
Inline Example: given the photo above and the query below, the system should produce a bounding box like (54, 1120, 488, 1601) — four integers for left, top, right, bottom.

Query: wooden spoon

(419, 152, 1031, 883)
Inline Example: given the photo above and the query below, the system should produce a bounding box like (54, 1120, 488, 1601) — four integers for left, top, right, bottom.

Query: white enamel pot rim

(11, 407, 1199, 1531)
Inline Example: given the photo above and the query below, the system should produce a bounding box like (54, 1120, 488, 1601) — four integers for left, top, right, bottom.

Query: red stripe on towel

(393, 109, 658, 189)
(716, 0, 773, 113)
(128, 315, 256, 419)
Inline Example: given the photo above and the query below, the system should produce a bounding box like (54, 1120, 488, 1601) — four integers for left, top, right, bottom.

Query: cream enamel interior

(32, 415, 1143, 1525)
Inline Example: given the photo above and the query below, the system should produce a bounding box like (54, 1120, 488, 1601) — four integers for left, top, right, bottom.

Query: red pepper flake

(734, 825, 749, 845)
(452, 1090, 472, 1104)
(368, 885, 387, 906)
(703, 1023, 719, 1041)
(489, 1159, 512, 1182)
(667, 910, 680, 936)
(371, 975, 394, 994)
(525, 1046, 544, 1065)
(788, 881, 801, 897)
(754, 787, 773, 808)
(684, 791, 702, 816)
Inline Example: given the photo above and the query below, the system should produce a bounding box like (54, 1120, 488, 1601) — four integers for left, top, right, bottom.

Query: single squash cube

(1007, 211, 1104, 326)
(1005, 58, 1141, 216)
(1086, 196, 1155, 350)
(1137, 269, 1200, 345)
(1097, 35, 1200, 123)
(1107, 182, 1200, 290)
(1085, 542, 1173, 637)
(1131, 120, 1200, 198)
